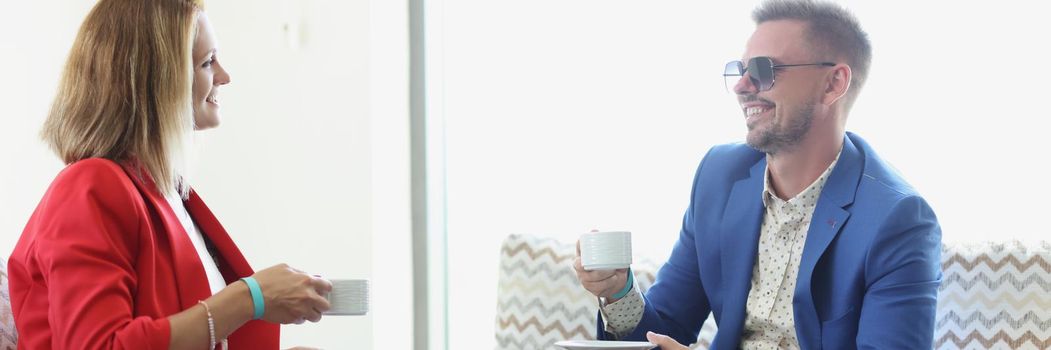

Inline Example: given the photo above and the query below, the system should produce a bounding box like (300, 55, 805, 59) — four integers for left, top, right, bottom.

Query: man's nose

(733, 73, 758, 95)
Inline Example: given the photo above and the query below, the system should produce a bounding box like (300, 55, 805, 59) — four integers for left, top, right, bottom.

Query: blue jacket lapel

(793, 135, 863, 349)
(715, 156, 767, 349)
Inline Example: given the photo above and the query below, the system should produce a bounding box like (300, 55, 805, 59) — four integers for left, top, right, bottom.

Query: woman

(7, 0, 331, 349)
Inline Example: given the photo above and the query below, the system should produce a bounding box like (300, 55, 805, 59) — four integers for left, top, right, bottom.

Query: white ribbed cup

(579, 231, 632, 271)
(323, 279, 369, 316)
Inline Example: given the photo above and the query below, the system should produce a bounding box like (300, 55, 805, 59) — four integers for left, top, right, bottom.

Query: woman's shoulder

(60, 157, 126, 175)
(53, 158, 135, 188)
(17, 159, 152, 277)
(43, 158, 145, 211)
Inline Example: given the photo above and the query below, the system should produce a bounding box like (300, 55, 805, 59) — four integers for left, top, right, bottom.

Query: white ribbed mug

(323, 279, 369, 316)
(579, 231, 632, 271)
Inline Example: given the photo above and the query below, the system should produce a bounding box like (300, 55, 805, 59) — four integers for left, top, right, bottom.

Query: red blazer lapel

(184, 190, 280, 349)
(184, 191, 281, 346)
(119, 164, 212, 310)
(118, 163, 279, 348)
(184, 190, 256, 281)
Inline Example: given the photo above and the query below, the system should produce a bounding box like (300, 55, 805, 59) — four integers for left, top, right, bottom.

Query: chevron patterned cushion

(0, 260, 17, 349)
(495, 234, 716, 349)
(495, 235, 1051, 350)
(936, 241, 1051, 350)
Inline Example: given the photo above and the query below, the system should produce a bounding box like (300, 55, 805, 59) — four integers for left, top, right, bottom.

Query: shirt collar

(763, 149, 843, 209)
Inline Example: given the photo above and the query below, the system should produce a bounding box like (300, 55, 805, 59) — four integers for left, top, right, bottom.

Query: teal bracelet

(611, 268, 634, 299)
(240, 277, 265, 320)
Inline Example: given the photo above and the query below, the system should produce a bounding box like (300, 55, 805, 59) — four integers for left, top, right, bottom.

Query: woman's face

(191, 12, 230, 130)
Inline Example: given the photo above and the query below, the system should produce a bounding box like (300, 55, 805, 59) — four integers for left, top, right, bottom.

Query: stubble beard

(746, 103, 815, 155)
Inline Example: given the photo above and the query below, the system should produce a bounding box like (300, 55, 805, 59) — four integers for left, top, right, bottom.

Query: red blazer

(8, 158, 279, 349)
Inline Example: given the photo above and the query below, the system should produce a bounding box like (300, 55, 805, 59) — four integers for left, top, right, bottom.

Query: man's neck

(766, 130, 844, 201)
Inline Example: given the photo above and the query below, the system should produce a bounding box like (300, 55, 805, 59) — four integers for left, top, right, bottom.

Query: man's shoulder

(707, 141, 762, 159)
(698, 141, 764, 176)
(847, 133, 939, 236)
(848, 133, 920, 199)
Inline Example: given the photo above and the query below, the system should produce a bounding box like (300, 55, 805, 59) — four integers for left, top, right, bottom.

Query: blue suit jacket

(598, 132, 942, 349)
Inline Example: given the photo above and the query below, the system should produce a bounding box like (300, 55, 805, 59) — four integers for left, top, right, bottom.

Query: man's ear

(822, 64, 852, 106)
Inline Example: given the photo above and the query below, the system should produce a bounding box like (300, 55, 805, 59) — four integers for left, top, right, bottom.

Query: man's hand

(646, 331, 688, 350)
(573, 239, 630, 301)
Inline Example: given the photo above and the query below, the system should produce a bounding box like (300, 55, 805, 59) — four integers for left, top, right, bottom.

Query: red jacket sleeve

(22, 159, 170, 349)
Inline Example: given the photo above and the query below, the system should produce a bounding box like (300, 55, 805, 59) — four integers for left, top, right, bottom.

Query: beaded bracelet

(198, 300, 217, 349)
(198, 300, 229, 350)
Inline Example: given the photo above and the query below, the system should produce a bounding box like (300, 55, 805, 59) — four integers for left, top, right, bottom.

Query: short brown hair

(42, 0, 204, 197)
(753, 0, 871, 107)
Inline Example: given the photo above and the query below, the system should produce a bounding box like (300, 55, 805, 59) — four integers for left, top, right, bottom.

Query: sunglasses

(724, 56, 835, 92)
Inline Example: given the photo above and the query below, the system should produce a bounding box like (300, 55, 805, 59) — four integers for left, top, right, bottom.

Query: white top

(165, 193, 228, 295)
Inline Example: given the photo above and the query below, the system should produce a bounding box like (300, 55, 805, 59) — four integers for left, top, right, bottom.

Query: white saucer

(554, 340, 656, 350)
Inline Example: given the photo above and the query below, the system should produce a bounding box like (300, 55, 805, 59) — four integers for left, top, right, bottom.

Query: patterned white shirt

(741, 153, 839, 349)
(598, 277, 644, 339)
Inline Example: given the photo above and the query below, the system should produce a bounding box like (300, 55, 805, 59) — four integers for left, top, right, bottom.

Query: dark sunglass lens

(748, 57, 775, 91)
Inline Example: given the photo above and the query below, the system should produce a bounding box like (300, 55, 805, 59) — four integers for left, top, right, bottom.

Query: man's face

(733, 20, 827, 155)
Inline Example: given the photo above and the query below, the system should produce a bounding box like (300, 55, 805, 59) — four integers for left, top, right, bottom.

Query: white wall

(0, 1, 92, 259)
(0, 1, 412, 349)
(199, 1, 375, 348)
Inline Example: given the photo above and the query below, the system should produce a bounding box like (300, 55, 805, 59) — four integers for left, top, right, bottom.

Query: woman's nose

(215, 62, 231, 85)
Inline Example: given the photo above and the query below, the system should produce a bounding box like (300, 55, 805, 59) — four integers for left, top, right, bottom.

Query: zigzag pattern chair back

(0, 260, 18, 349)
(936, 241, 1051, 349)
(496, 235, 1051, 350)
(494, 234, 716, 349)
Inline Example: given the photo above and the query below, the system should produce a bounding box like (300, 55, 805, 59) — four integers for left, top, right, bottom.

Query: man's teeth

(207, 96, 218, 103)
(746, 106, 769, 117)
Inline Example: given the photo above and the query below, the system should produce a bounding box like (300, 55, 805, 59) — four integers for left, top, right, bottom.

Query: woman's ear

(822, 64, 852, 106)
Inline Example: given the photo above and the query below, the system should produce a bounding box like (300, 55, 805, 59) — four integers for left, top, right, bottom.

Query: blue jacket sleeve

(596, 150, 715, 345)
(596, 214, 713, 345)
(856, 195, 942, 349)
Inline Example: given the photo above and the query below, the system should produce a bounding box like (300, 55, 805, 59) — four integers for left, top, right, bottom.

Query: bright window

(429, 0, 1050, 348)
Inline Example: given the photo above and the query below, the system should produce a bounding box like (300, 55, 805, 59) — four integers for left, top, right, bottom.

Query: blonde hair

(42, 0, 204, 198)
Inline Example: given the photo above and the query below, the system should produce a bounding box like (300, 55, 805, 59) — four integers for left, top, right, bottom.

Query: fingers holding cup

(322, 279, 370, 316)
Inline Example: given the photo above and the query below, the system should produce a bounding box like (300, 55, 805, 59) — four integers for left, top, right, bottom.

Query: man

(573, 1, 942, 349)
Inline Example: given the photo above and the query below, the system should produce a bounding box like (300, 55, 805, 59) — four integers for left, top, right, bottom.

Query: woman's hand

(250, 264, 333, 324)
(646, 331, 689, 350)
